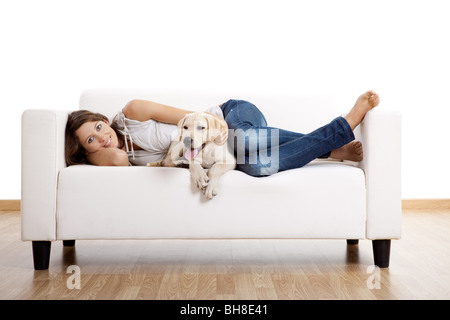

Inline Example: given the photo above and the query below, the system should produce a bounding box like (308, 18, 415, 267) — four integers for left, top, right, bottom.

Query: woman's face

(75, 120, 120, 154)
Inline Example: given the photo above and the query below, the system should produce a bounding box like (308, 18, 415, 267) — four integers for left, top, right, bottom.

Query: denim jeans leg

(222, 100, 354, 177)
(222, 99, 268, 130)
(273, 116, 355, 173)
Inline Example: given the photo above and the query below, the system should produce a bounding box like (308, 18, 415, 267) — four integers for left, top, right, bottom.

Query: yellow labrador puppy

(148, 112, 236, 199)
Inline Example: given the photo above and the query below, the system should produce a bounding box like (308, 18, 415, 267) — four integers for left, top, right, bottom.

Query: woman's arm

(122, 99, 192, 124)
(122, 99, 228, 145)
(87, 147, 129, 166)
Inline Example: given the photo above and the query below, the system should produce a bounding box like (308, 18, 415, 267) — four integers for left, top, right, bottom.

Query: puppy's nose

(183, 137, 193, 147)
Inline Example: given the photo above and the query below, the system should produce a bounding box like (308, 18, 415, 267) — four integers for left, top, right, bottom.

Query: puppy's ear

(205, 113, 227, 142)
(177, 116, 188, 141)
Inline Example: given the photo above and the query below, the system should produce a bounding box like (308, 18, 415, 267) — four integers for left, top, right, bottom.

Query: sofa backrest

(79, 88, 351, 134)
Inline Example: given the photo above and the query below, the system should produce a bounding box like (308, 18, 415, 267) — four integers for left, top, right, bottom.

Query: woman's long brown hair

(65, 110, 122, 166)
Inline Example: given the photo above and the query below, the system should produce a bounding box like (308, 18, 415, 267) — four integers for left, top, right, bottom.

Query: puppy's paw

(203, 180, 219, 200)
(195, 176, 209, 190)
(191, 170, 209, 190)
(174, 159, 190, 168)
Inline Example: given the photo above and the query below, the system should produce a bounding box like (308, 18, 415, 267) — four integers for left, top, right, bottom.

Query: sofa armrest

(359, 109, 402, 239)
(21, 109, 70, 241)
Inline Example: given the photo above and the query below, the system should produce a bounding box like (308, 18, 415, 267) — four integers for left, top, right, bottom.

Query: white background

(1, 0, 449, 199)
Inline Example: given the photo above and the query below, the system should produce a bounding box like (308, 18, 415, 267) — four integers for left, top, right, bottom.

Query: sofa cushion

(56, 162, 366, 240)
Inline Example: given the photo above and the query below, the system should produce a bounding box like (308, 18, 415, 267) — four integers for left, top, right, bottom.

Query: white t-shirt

(112, 105, 224, 166)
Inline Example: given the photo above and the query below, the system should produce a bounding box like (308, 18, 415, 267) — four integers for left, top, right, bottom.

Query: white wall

(1, 0, 449, 199)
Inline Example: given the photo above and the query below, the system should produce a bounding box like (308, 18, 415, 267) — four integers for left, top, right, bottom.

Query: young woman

(65, 91, 379, 177)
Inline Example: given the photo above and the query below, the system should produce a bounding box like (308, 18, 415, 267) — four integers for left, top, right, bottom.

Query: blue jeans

(221, 99, 355, 177)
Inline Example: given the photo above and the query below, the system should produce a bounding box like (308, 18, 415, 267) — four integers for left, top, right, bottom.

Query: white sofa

(21, 88, 402, 270)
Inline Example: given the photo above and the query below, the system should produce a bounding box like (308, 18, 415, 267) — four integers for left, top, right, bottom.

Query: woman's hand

(87, 147, 129, 166)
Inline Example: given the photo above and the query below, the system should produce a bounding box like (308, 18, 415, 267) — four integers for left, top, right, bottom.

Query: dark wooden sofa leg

(347, 239, 359, 245)
(32, 241, 51, 270)
(63, 240, 76, 247)
(372, 239, 391, 268)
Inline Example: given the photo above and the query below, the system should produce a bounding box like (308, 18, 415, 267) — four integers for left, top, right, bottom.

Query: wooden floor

(1, 208, 450, 300)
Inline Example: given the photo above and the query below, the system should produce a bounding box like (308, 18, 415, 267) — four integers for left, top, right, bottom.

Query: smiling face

(75, 120, 120, 154)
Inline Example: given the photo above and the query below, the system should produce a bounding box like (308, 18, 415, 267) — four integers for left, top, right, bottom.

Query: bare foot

(345, 91, 380, 130)
(330, 141, 363, 162)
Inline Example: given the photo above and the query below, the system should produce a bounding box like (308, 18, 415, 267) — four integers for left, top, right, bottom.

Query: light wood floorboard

(1, 208, 450, 300)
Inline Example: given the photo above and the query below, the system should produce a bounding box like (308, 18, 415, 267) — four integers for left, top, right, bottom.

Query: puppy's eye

(197, 126, 205, 130)
(183, 126, 188, 130)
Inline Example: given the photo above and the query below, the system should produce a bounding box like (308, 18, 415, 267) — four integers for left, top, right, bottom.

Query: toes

(356, 145, 363, 155)
(369, 94, 380, 107)
(353, 141, 363, 158)
(356, 142, 363, 159)
(375, 95, 380, 105)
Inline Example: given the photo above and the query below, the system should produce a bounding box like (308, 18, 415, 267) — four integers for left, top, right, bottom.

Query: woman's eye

(88, 137, 94, 144)
(96, 123, 102, 131)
